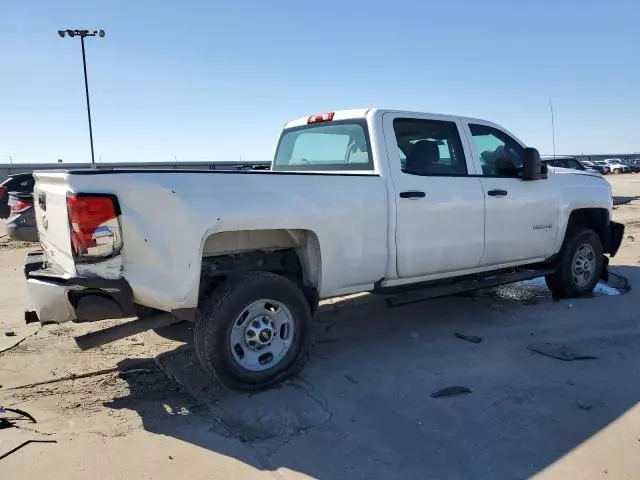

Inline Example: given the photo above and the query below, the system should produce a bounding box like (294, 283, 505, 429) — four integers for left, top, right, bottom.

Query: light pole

(58, 29, 105, 168)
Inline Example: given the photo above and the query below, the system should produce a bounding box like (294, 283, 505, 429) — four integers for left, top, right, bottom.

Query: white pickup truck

(25, 108, 624, 390)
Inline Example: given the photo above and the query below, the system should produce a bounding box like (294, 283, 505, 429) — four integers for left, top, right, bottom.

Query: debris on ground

(455, 333, 482, 344)
(430, 386, 472, 398)
(577, 401, 593, 411)
(0, 407, 38, 434)
(117, 368, 156, 379)
(0, 328, 40, 354)
(609, 272, 632, 293)
(344, 374, 359, 385)
(0, 407, 37, 424)
(527, 343, 598, 361)
(0, 440, 57, 461)
(6, 364, 154, 391)
(0, 408, 52, 460)
(0, 237, 36, 250)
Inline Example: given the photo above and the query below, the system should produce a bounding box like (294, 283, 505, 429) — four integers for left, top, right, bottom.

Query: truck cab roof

(283, 108, 506, 131)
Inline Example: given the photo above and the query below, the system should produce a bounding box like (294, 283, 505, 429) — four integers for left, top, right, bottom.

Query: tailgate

(33, 171, 76, 275)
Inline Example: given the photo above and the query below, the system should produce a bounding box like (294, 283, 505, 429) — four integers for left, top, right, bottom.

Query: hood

(548, 166, 603, 179)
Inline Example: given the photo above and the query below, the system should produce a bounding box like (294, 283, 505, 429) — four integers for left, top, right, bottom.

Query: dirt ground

(1, 176, 639, 479)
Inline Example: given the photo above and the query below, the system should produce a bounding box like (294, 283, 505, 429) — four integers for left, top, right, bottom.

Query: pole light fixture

(58, 29, 106, 167)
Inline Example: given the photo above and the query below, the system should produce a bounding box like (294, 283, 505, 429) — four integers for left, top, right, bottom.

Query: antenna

(549, 99, 556, 158)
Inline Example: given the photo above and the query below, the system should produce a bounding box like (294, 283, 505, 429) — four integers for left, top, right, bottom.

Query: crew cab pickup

(25, 108, 624, 390)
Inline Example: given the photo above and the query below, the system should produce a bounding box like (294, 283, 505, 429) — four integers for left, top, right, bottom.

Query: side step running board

(74, 313, 178, 350)
(386, 268, 555, 308)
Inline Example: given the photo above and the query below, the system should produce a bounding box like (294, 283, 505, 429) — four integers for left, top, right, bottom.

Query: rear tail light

(0, 186, 6, 198)
(66, 194, 122, 262)
(307, 112, 335, 124)
(10, 198, 33, 214)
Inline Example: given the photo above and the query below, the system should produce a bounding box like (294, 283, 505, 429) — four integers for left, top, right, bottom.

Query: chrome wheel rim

(572, 243, 596, 287)
(229, 299, 295, 372)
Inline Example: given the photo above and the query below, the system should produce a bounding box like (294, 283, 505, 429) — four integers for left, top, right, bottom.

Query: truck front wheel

(195, 271, 312, 391)
(545, 228, 603, 298)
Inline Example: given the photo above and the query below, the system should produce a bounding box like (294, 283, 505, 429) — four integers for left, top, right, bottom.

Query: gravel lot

(1, 175, 639, 479)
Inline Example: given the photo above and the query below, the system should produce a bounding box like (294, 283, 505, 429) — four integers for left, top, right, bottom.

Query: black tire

(545, 228, 603, 298)
(195, 271, 312, 391)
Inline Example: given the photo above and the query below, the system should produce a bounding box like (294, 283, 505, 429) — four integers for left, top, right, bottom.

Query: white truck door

(461, 121, 559, 266)
(383, 113, 485, 278)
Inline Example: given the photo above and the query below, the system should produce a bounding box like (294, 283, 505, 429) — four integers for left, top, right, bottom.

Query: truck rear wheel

(545, 228, 603, 298)
(195, 271, 312, 391)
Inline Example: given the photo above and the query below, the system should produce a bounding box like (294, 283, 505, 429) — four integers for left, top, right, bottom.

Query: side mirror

(521, 147, 547, 180)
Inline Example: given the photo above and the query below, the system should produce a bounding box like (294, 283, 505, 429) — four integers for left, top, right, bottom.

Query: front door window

(469, 124, 524, 177)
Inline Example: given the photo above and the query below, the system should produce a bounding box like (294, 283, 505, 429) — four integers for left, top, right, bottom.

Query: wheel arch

(561, 208, 610, 251)
(197, 228, 323, 308)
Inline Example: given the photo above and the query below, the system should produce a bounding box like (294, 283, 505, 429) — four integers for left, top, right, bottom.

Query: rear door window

(393, 118, 468, 176)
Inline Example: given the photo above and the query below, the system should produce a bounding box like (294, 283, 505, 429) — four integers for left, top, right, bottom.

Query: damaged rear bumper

(24, 251, 136, 325)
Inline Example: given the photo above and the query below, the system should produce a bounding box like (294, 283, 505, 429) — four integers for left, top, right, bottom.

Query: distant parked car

(6, 192, 38, 242)
(601, 158, 630, 174)
(230, 163, 271, 171)
(541, 156, 599, 174)
(593, 161, 612, 174)
(581, 160, 608, 175)
(620, 159, 640, 173)
(0, 173, 35, 219)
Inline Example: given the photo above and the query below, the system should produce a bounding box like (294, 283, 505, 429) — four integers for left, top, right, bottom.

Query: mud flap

(600, 255, 609, 282)
(607, 221, 624, 257)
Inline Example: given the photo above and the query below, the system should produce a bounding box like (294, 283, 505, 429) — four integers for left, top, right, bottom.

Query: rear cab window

(273, 120, 373, 171)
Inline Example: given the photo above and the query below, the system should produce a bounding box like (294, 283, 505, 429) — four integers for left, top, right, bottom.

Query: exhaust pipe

(74, 313, 178, 350)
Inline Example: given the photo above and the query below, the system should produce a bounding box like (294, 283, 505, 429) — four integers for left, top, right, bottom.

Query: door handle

(399, 190, 426, 199)
(38, 192, 46, 211)
(487, 189, 508, 197)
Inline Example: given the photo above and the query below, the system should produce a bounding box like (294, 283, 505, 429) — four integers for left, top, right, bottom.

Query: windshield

(273, 120, 372, 171)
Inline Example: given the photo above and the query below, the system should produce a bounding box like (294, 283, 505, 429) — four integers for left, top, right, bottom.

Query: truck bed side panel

(61, 171, 389, 311)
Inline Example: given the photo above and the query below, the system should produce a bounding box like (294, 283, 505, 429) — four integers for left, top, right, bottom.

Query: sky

(1, 0, 638, 164)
